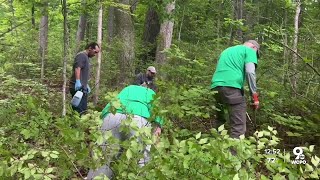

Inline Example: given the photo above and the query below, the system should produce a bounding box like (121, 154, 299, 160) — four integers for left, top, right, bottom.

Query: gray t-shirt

(69, 52, 90, 90)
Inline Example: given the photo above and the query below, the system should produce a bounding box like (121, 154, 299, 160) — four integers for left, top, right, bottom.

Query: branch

(287, 72, 320, 107)
(59, 145, 85, 179)
(270, 38, 320, 77)
(0, 19, 30, 38)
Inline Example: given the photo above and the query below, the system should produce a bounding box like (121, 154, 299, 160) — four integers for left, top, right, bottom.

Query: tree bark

(107, 6, 115, 44)
(232, 0, 244, 42)
(75, 0, 87, 54)
(94, 4, 103, 105)
(142, 7, 160, 63)
(292, 0, 301, 94)
(31, 3, 35, 28)
(8, 0, 15, 31)
(62, 0, 69, 116)
(39, 1, 49, 81)
(114, 0, 135, 85)
(155, 1, 175, 64)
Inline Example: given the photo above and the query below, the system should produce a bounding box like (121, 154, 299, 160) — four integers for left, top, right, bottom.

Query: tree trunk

(39, 1, 49, 81)
(155, 1, 175, 64)
(282, 7, 288, 86)
(107, 7, 115, 44)
(94, 4, 103, 106)
(75, 0, 87, 54)
(31, 3, 35, 28)
(142, 7, 160, 63)
(8, 0, 15, 31)
(114, 0, 135, 85)
(62, 0, 69, 116)
(292, 0, 301, 94)
(233, 0, 244, 42)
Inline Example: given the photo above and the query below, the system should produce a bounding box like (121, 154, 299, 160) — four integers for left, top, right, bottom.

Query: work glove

(87, 84, 91, 94)
(251, 93, 259, 110)
(75, 80, 82, 91)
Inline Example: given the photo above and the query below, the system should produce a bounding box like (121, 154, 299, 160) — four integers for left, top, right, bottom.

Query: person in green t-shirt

(211, 40, 260, 139)
(87, 84, 163, 179)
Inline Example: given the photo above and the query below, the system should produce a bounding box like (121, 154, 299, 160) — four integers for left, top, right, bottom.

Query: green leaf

(311, 156, 320, 166)
(46, 168, 54, 173)
(310, 171, 319, 179)
(195, 132, 201, 139)
(51, 151, 59, 155)
(267, 126, 273, 131)
(221, 130, 227, 136)
(305, 164, 313, 172)
(24, 170, 31, 179)
(233, 173, 239, 180)
(41, 151, 49, 157)
(258, 131, 263, 137)
(21, 129, 31, 139)
(261, 175, 269, 180)
(309, 145, 315, 152)
(218, 124, 224, 132)
(126, 149, 132, 160)
(239, 134, 245, 140)
(269, 140, 277, 146)
(49, 154, 58, 159)
(199, 138, 208, 144)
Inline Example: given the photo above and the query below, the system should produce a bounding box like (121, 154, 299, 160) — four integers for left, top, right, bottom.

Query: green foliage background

(0, 0, 319, 179)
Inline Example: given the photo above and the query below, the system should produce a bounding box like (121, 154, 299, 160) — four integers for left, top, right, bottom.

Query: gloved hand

(87, 84, 91, 94)
(75, 79, 82, 91)
(251, 93, 259, 110)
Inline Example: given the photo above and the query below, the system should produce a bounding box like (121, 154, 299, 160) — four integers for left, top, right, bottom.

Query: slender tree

(31, 3, 35, 28)
(142, 7, 160, 63)
(94, 3, 103, 105)
(75, 0, 87, 54)
(62, 0, 69, 116)
(231, 0, 244, 43)
(39, 0, 49, 81)
(114, 0, 135, 85)
(292, 0, 301, 93)
(155, 0, 175, 64)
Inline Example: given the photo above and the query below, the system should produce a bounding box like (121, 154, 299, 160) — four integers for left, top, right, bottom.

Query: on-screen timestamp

(264, 148, 283, 163)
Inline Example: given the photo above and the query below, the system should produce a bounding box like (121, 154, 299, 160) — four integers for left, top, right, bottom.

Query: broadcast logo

(291, 147, 306, 164)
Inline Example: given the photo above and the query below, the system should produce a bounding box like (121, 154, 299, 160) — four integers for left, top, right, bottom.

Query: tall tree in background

(232, 0, 244, 42)
(31, 3, 35, 28)
(155, 0, 175, 64)
(8, 0, 15, 31)
(75, 0, 87, 54)
(114, 0, 135, 85)
(39, 0, 49, 81)
(292, 0, 301, 94)
(142, 6, 160, 63)
(107, 6, 115, 45)
(62, 0, 69, 116)
(94, 3, 103, 105)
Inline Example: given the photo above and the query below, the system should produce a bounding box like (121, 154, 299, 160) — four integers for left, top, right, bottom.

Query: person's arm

(245, 62, 259, 109)
(73, 54, 86, 90)
(75, 67, 81, 80)
(133, 73, 143, 85)
(245, 62, 257, 95)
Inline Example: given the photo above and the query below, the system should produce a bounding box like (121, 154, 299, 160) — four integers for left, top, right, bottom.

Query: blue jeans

(70, 88, 88, 115)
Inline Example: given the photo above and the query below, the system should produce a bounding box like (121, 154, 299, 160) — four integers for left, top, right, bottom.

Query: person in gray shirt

(69, 42, 100, 115)
(134, 66, 158, 92)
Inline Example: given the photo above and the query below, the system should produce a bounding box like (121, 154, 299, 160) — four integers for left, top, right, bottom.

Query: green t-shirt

(101, 85, 164, 126)
(211, 45, 258, 89)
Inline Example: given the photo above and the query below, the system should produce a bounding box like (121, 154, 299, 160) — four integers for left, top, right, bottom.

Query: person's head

(85, 42, 100, 58)
(146, 66, 157, 78)
(244, 40, 260, 59)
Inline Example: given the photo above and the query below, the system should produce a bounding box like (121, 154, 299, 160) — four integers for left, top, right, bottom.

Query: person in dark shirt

(134, 66, 158, 92)
(69, 42, 100, 115)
